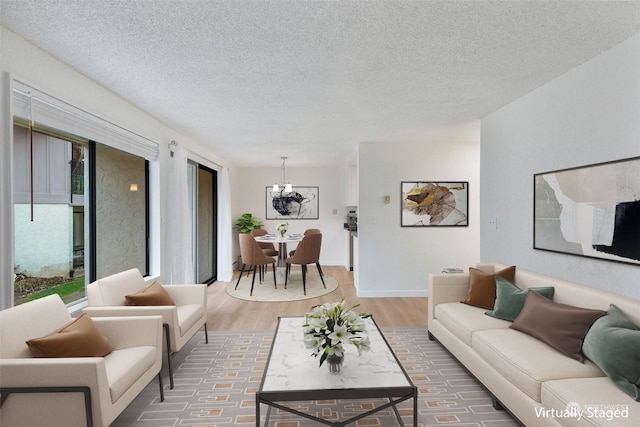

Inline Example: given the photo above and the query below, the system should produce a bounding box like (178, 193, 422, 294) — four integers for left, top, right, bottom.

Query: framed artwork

(534, 156, 640, 266)
(401, 182, 468, 227)
(266, 186, 319, 220)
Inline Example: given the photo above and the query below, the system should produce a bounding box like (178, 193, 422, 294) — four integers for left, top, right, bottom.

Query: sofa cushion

(461, 265, 515, 310)
(473, 328, 605, 403)
(510, 291, 606, 362)
(177, 304, 205, 336)
(26, 313, 113, 358)
(105, 346, 157, 402)
(434, 302, 511, 347)
(92, 268, 147, 305)
(541, 377, 639, 427)
(125, 281, 176, 306)
(485, 277, 555, 321)
(0, 294, 72, 358)
(582, 304, 640, 401)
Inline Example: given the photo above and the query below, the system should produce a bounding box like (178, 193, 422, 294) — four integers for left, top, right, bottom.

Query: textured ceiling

(2, 1, 640, 167)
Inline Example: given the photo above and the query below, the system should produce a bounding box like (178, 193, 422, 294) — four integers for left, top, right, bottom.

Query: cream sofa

(428, 263, 639, 427)
(0, 294, 163, 427)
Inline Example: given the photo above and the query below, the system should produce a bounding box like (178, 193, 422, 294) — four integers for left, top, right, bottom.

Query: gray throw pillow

(582, 304, 640, 401)
(485, 277, 555, 321)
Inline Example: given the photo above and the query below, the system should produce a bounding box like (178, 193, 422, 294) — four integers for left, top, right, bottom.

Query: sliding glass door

(188, 162, 217, 284)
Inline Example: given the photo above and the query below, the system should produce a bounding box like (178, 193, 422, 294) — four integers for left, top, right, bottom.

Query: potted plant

(233, 213, 263, 234)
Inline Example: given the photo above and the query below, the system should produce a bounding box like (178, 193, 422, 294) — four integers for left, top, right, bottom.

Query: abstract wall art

(534, 156, 640, 266)
(401, 182, 468, 227)
(266, 186, 319, 220)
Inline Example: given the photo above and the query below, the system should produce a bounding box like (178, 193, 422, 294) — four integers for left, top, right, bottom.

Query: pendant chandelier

(272, 156, 292, 193)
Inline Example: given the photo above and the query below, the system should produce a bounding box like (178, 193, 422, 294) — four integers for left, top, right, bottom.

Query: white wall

(357, 141, 481, 297)
(0, 30, 14, 309)
(0, 27, 231, 308)
(481, 33, 640, 300)
(231, 166, 350, 267)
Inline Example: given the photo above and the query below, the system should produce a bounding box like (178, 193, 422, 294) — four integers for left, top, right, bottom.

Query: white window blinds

(12, 79, 159, 161)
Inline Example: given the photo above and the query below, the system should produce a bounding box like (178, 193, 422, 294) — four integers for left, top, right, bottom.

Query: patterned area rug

(226, 271, 339, 302)
(112, 328, 519, 427)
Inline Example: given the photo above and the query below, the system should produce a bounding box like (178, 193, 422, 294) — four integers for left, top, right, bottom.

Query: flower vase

(326, 353, 344, 374)
(280, 230, 286, 237)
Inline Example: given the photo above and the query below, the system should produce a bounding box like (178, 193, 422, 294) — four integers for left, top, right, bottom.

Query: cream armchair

(83, 268, 208, 388)
(0, 294, 163, 427)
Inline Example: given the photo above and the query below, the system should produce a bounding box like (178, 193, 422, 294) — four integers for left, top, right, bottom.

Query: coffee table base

(256, 389, 417, 427)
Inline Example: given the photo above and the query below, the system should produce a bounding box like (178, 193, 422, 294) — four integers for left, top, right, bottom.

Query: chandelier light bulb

(272, 156, 293, 193)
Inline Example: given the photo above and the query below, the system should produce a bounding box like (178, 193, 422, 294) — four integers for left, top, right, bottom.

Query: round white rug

(226, 270, 338, 302)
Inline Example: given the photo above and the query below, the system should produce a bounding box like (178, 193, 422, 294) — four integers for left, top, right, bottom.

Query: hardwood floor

(206, 265, 428, 331)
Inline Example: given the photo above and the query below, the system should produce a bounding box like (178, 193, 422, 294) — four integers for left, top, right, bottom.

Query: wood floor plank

(206, 265, 428, 331)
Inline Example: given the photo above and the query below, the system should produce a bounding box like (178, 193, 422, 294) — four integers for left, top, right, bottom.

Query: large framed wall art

(266, 186, 319, 220)
(401, 181, 468, 227)
(534, 156, 640, 266)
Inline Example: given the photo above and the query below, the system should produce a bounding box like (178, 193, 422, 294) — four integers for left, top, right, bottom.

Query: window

(13, 124, 89, 305)
(12, 123, 149, 305)
(93, 144, 149, 278)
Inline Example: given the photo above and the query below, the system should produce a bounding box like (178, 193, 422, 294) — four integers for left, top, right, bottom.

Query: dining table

(254, 233, 303, 285)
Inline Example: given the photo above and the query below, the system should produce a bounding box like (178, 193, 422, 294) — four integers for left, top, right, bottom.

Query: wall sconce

(130, 183, 138, 192)
(169, 140, 178, 158)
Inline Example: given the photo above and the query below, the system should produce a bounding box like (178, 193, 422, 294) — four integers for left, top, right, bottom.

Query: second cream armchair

(83, 268, 208, 389)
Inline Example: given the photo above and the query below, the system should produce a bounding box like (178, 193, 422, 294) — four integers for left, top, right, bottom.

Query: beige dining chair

(285, 233, 326, 295)
(288, 228, 321, 256)
(250, 228, 279, 257)
(236, 234, 277, 295)
(250, 228, 278, 280)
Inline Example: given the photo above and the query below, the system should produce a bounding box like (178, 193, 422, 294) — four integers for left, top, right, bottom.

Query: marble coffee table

(256, 316, 417, 426)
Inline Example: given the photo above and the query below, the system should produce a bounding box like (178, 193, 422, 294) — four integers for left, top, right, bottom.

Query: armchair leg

(316, 262, 326, 288)
(158, 373, 165, 402)
(0, 386, 93, 427)
(204, 322, 209, 344)
(163, 323, 175, 389)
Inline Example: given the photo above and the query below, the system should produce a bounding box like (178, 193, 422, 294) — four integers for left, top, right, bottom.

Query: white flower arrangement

(303, 298, 371, 367)
(277, 221, 288, 236)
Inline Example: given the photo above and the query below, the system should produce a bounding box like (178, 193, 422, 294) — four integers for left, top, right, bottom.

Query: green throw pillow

(582, 304, 640, 401)
(485, 277, 555, 321)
